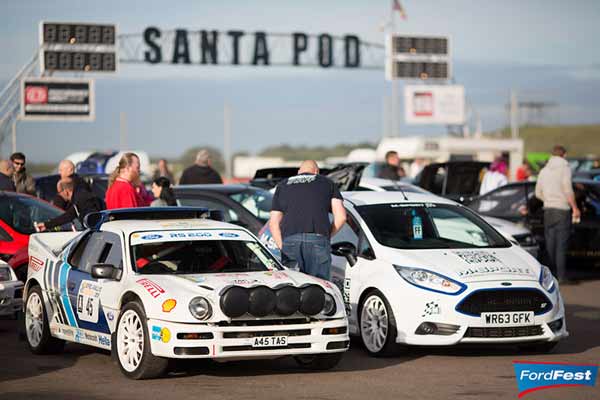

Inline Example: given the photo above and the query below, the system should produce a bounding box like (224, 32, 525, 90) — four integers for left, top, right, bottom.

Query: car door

(65, 231, 121, 335)
(330, 207, 377, 333)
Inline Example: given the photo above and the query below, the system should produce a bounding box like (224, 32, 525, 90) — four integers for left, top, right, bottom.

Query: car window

(132, 239, 280, 275)
(0, 225, 12, 241)
(229, 188, 272, 223)
(69, 231, 122, 273)
(469, 186, 527, 218)
(575, 183, 600, 218)
(0, 195, 63, 235)
(178, 198, 240, 223)
(357, 203, 510, 250)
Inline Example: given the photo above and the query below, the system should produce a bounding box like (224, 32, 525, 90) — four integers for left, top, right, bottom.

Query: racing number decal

(77, 280, 102, 323)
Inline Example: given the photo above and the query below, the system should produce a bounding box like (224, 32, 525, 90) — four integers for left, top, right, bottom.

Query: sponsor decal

(169, 232, 212, 239)
(162, 299, 177, 312)
(106, 311, 115, 321)
(75, 329, 84, 343)
(231, 279, 259, 285)
(513, 361, 598, 398)
(141, 234, 163, 240)
(84, 332, 98, 342)
(137, 278, 165, 298)
(60, 326, 74, 337)
(98, 335, 111, 347)
(343, 278, 351, 316)
(29, 256, 45, 272)
(151, 326, 171, 343)
(454, 250, 501, 265)
(77, 280, 102, 323)
(457, 265, 532, 277)
(219, 232, 240, 238)
(264, 271, 289, 280)
(422, 301, 441, 317)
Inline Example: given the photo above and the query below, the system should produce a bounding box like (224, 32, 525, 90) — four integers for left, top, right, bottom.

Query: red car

(0, 191, 78, 281)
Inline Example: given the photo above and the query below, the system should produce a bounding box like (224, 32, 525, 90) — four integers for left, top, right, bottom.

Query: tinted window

(0, 195, 62, 234)
(132, 239, 280, 275)
(469, 185, 527, 218)
(69, 231, 122, 273)
(229, 188, 272, 223)
(358, 203, 510, 250)
(178, 198, 240, 223)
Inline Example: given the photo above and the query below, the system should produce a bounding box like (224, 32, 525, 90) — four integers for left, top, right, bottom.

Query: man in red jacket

(105, 153, 152, 209)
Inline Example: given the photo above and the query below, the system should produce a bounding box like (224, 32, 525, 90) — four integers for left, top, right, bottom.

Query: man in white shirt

(535, 145, 580, 283)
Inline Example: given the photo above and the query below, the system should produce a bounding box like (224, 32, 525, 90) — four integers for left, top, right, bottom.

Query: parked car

(35, 173, 109, 209)
(261, 191, 566, 355)
(24, 208, 349, 379)
(0, 191, 79, 281)
(174, 184, 273, 234)
(413, 161, 490, 203)
(0, 260, 23, 318)
(467, 179, 600, 271)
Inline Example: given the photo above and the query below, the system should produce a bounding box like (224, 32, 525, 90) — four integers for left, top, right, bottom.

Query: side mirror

(91, 264, 121, 280)
(331, 242, 358, 267)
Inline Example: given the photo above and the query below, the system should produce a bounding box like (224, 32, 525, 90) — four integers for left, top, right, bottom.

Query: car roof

(174, 184, 254, 195)
(100, 217, 248, 236)
(342, 191, 456, 206)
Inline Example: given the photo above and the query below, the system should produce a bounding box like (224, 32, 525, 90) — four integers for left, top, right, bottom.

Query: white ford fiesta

(260, 190, 567, 356)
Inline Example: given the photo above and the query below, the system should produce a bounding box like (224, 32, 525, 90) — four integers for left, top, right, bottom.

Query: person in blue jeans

(269, 160, 347, 280)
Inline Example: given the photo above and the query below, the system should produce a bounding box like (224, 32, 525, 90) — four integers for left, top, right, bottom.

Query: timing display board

(39, 22, 118, 73)
(21, 78, 95, 121)
(386, 34, 451, 81)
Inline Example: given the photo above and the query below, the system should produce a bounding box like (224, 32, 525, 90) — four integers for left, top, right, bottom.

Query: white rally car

(23, 208, 348, 379)
(328, 191, 567, 355)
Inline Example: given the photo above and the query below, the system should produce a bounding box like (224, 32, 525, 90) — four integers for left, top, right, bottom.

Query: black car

(174, 184, 273, 234)
(467, 179, 600, 271)
(413, 161, 490, 203)
(35, 174, 109, 208)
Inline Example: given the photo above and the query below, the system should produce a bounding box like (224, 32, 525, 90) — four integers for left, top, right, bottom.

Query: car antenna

(393, 181, 409, 201)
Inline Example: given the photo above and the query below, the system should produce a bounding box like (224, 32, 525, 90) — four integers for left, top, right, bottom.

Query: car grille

(217, 317, 315, 327)
(222, 329, 311, 339)
(456, 289, 552, 316)
(465, 325, 544, 338)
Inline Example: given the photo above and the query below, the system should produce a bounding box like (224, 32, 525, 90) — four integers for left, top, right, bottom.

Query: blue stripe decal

(59, 262, 78, 327)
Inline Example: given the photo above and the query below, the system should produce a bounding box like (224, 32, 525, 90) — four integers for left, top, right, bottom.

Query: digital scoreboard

(386, 35, 450, 81)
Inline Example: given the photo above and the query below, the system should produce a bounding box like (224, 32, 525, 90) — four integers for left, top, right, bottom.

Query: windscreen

(131, 238, 281, 275)
(228, 188, 273, 223)
(0, 195, 67, 234)
(357, 203, 510, 250)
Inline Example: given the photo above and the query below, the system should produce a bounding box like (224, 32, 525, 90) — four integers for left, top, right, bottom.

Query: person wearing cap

(269, 160, 346, 280)
(535, 145, 580, 283)
(179, 149, 223, 185)
(10, 152, 35, 195)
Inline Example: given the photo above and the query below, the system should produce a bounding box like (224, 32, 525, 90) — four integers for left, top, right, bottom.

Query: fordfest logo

(513, 361, 598, 397)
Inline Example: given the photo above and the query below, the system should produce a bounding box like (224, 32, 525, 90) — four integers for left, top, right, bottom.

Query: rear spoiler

(84, 207, 224, 231)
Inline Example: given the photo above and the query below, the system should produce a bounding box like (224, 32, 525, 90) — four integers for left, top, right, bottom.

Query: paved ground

(1, 280, 599, 400)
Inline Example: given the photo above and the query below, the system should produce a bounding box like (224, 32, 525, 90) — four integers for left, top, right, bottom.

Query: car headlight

(539, 265, 556, 293)
(394, 265, 467, 295)
(189, 297, 212, 320)
(323, 293, 337, 316)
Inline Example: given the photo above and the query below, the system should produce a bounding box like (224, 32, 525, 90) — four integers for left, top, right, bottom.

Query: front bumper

(392, 281, 567, 346)
(147, 317, 349, 359)
(0, 284, 23, 317)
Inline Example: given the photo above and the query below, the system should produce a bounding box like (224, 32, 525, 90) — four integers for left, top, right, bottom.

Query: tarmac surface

(1, 280, 599, 400)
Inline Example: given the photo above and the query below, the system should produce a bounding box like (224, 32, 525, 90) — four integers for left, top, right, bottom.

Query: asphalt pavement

(1, 280, 599, 400)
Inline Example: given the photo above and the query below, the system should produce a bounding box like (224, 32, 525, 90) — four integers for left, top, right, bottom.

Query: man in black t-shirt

(269, 160, 346, 280)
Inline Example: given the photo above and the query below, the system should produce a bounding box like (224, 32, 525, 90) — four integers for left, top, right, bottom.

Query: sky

(1, 0, 600, 162)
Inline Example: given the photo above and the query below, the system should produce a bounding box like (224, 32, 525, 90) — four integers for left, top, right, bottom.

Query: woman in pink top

(105, 152, 152, 209)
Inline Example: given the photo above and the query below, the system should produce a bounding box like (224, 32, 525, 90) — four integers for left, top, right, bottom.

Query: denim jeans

(281, 233, 332, 280)
(544, 208, 571, 281)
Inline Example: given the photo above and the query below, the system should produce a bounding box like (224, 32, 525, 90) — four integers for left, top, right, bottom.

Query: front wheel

(294, 352, 343, 370)
(115, 302, 168, 379)
(25, 286, 64, 354)
(359, 290, 400, 357)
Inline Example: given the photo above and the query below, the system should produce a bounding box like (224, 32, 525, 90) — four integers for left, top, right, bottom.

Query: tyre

(294, 352, 343, 370)
(25, 285, 65, 354)
(359, 290, 400, 357)
(115, 301, 168, 379)
(518, 341, 559, 354)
